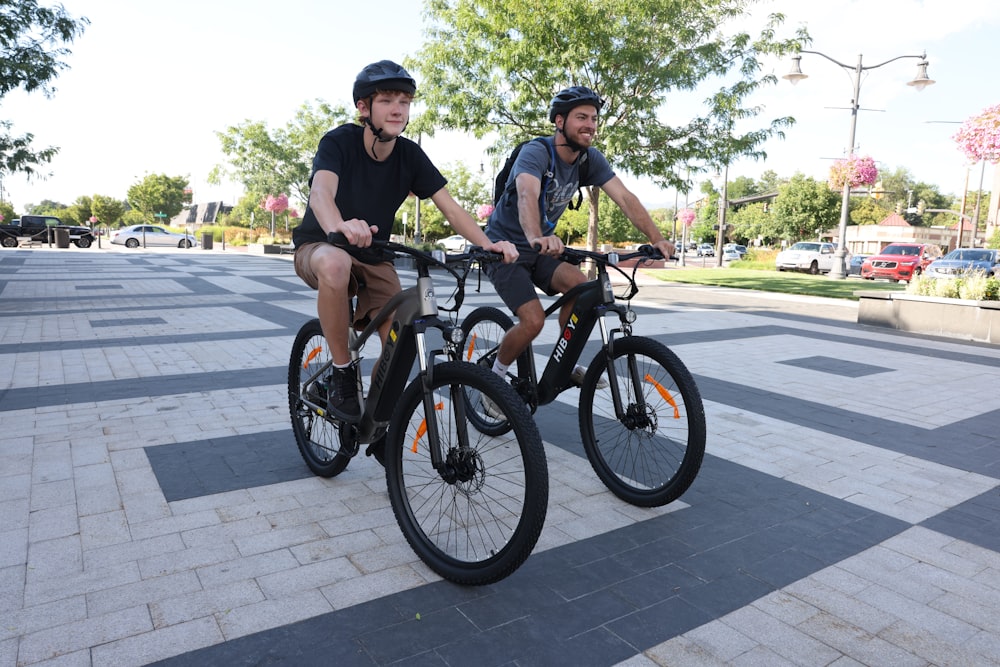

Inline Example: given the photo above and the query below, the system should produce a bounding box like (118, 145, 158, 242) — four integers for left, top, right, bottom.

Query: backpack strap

(499, 137, 553, 204)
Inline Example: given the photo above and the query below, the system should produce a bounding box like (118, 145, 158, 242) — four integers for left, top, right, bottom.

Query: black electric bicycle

(460, 245, 705, 507)
(288, 238, 547, 585)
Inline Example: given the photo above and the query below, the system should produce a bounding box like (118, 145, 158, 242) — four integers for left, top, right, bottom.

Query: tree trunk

(584, 186, 600, 279)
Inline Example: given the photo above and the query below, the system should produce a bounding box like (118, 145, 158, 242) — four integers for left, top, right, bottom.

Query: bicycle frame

(298, 241, 487, 470)
(514, 256, 635, 407)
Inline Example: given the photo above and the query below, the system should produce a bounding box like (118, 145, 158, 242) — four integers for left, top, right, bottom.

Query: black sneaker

(318, 365, 361, 423)
(365, 434, 386, 467)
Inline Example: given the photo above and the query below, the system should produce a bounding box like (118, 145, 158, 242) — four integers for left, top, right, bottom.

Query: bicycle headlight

(625, 308, 637, 324)
(447, 326, 464, 344)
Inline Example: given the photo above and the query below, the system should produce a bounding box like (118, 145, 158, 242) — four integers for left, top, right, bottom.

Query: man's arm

(310, 170, 376, 247)
(600, 176, 675, 258)
(429, 188, 518, 262)
(515, 172, 563, 255)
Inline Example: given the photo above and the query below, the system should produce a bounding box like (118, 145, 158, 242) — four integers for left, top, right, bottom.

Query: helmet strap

(363, 95, 406, 160)
(555, 125, 586, 154)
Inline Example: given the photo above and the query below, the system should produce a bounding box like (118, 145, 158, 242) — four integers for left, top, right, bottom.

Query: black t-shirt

(292, 123, 447, 262)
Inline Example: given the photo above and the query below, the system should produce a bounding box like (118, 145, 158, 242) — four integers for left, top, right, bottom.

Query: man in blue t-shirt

(482, 86, 674, 391)
(293, 60, 517, 427)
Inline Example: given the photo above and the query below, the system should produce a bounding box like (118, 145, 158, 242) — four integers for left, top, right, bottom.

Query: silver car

(111, 225, 198, 249)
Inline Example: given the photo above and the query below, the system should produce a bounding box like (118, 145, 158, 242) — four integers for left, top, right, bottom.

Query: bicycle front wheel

(288, 319, 354, 478)
(579, 336, 705, 507)
(386, 361, 547, 585)
(459, 306, 516, 436)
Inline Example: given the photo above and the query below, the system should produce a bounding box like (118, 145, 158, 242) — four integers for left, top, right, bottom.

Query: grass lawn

(645, 268, 907, 300)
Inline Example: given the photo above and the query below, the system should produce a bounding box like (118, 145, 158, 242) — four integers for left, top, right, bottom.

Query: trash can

(202, 232, 213, 250)
(55, 228, 71, 248)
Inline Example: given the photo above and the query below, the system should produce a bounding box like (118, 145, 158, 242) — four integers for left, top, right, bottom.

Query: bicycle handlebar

(555, 244, 673, 302)
(559, 244, 667, 265)
(326, 232, 503, 311)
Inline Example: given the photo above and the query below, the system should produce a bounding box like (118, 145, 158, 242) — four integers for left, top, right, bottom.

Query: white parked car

(439, 235, 468, 252)
(776, 242, 839, 275)
(111, 225, 198, 249)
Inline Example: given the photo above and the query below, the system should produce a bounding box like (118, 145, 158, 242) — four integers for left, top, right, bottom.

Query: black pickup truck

(0, 215, 97, 248)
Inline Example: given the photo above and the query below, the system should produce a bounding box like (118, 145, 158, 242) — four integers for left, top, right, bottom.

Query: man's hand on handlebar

(482, 239, 519, 263)
(651, 239, 675, 261)
(530, 235, 564, 256)
(329, 219, 377, 248)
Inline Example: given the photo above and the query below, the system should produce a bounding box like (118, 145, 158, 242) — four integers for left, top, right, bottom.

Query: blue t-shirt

(486, 138, 614, 248)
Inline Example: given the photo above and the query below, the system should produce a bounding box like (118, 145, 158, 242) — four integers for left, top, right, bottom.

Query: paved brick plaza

(2, 246, 999, 666)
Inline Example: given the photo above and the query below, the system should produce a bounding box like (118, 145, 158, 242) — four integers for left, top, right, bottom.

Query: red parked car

(860, 243, 943, 282)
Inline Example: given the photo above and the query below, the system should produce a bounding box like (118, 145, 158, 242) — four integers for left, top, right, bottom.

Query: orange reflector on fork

(412, 402, 445, 452)
(303, 346, 323, 369)
(645, 374, 680, 419)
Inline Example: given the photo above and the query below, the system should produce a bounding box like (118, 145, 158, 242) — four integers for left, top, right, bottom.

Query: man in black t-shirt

(293, 60, 516, 427)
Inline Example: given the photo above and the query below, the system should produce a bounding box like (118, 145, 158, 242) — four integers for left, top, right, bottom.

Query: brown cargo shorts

(294, 241, 401, 329)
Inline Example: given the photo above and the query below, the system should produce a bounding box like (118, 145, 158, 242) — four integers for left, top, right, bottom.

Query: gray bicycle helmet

(352, 60, 416, 104)
(549, 86, 604, 122)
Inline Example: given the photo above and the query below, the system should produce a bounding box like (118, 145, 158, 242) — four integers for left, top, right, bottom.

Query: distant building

(171, 202, 232, 228)
(838, 212, 979, 254)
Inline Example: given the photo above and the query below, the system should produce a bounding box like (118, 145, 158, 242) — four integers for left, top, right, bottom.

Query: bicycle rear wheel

(459, 307, 516, 436)
(579, 336, 705, 507)
(386, 361, 547, 585)
(288, 319, 354, 477)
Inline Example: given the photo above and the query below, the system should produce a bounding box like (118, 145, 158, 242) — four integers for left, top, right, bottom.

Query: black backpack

(492, 137, 589, 210)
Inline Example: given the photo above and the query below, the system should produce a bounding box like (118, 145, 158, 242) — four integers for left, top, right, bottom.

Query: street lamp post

(784, 50, 935, 279)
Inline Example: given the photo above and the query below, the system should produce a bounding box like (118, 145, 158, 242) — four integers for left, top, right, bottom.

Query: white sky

(4, 0, 1000, 213)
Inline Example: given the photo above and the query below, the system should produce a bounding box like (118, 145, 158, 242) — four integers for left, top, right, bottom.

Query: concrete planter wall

(247, 243, 284, 255)
(856, 291, 1000, 344)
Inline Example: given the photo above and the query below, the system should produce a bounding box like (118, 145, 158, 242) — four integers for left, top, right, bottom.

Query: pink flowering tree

(953, 104, 1000, 164)
(262, 193, 289, 235)
(828, 155, 878, 190)
(677, 208, 696, 226)
(476, 203, 494, 222)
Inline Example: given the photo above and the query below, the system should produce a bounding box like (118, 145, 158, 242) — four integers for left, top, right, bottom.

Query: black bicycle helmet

(549, 86, 604, 122)
(352, 60, 417, 104)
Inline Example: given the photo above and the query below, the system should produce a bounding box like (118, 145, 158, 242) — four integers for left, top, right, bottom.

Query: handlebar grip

(638, 244, 664, 260)
(468, 246, 504, 263)
(327, 231, 348, 246)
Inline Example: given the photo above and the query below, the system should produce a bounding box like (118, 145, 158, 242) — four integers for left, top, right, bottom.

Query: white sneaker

(481, 393, 505, 420)
(571, 365, 608, 389)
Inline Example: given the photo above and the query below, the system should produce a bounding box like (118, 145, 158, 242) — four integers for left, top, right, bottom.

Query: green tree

(553, 206, 589, 245)
(410, 0, 807, 249)
(692, 180, 720, 244)
(127, 174, 189, 220)
(728, 201, 775, 244)
(90, 194, 126, 228)
(0, 200, 15, 222)
(876, 166, 913, 214)
(211, 100, 353, 206)
(756, 169, 783, 193)
(599, 192, 639, 244)
(392, 162, 489, 241)
(438, 162, 490, 213)
(0, 2, 88, 181)
(771, 172, 839, 241)
(727, 175, 759, 200)
(62, 195, 92, 225)
(24, 199, 65, 214)
(849, 196, 889, 226)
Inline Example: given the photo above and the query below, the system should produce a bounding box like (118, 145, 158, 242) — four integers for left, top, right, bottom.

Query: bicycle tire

(579, 336, 705, 507)
(385, 361, 548, 585)
(459, 307, 516, 436)
(288, 319, 354, 477)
